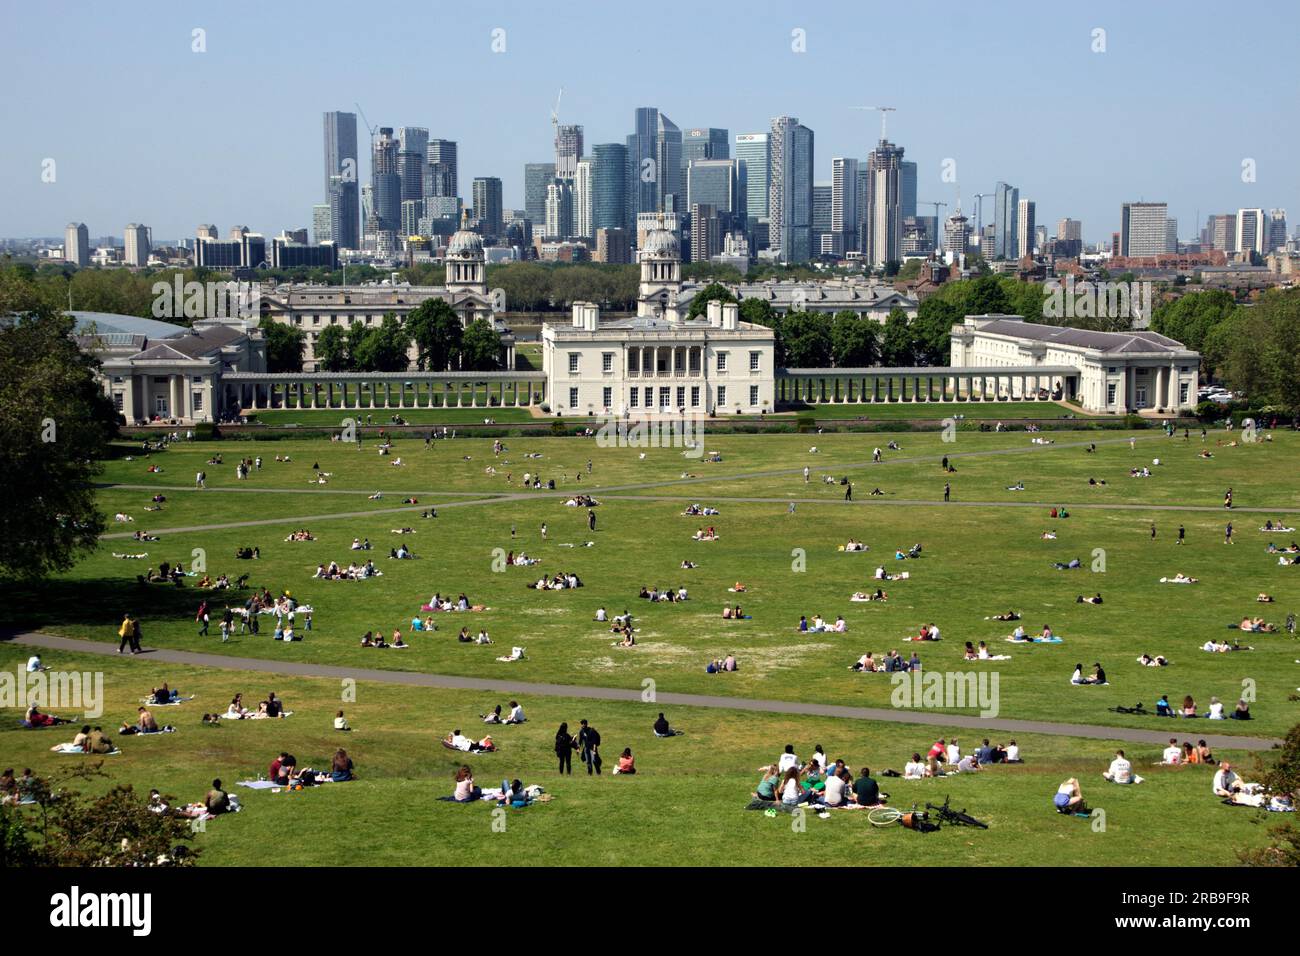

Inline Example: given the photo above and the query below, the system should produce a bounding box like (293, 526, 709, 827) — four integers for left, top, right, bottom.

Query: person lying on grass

(1137, 653, 1169, 667)
(445, 730, 495, 753)
(24, 705, 71, 728)
(1077, 593, 1103, 604)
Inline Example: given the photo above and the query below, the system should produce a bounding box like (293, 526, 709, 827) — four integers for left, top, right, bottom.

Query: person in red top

(269, 751, 288, 783)
(926, 738, 947, 763)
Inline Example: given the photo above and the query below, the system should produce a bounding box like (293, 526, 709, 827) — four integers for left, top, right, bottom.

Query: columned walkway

(776, 366, 1079, 405)
(220, 371, 547, 414)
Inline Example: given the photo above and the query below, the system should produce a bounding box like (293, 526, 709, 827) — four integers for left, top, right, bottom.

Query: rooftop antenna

(852, 106, 897, 141)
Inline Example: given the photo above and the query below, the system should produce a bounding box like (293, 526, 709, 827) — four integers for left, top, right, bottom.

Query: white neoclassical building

(541, 218, 776, 416)
(950, 315, 1199, 413)
(261, 218, 512, 370)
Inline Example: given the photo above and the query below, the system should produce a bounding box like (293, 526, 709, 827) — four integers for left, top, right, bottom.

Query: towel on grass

(236, 780, 280, 790)
(52, 744, 121, 755)
(139, 696, 195, 706)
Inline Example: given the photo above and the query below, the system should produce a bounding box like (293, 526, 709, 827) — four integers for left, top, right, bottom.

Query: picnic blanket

(236, 780, 280, 790)
(219, 711, 294, 720)
(139, 695, 195, 706)
(1006, 636, 1062, 644)
(52, 744, 121, 755)
(124, 727, 176, 736)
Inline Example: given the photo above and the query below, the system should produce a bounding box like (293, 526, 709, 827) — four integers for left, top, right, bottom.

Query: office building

(1120, 202, 1169, 258)
(900, 161, 917, 220)
(1236, 208, 1265, 255)
(686, 158, 743, 224)
(322, 111, 360, 250)
(993, 182, 1019, 260)
(592, 143, 628, 233)
(545, 180, 574, 239)
(397, 127, 429, 203)
(1267, 209, 1288, 253)
(734, 132, 770, 222)
(472, 177, 504, 238)
(625, 107, 682, 228)
(524, 162, 556, 228)
(65, 222, 89, 266)
(124, 223, 151, 266)
(426, 139, 458, 198)
(272, 238, 338, 270)
(573, 159, 594, 239)
(768, 116, 814, 262)
(690, 204, 724, 263)
(371, 128, 401, 235)
(595, 227, 631, 264)
(682, 127, 729, 172)
(812, 184, 832, 254)
(312, 205, 332, 244)
(830, 157, 858, 255)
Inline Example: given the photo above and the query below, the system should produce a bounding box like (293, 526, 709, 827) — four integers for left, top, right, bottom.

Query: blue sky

(2, 0, 1296, 244)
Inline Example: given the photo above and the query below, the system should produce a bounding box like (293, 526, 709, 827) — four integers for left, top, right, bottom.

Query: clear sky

(2, 0, 1296, 244)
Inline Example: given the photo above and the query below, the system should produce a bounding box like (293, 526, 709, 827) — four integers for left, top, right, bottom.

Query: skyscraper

(123, 223, 150, 266)
(524, 162, 556, 228)
(733, 133, 770, 222)
(426, 139, 459, 198)
(656, 112, 683, 214)
(397, 127, 429, 203)
(686, 159, 743, 223)
(555, 124, 584, 180)
(1017, 199, 1036, 258)
(993, 182, 1019, 260)
(944, 209, 970, 259)
(900, 161, 917, 221)
(624, 107, 681, 232)
(64, 222, 89, 266)
(1236, 208, 1265, 255)
(323, 111, 360, 250)
(545, 180, 574, 239)
(371, 128, 401, 236)
(574, 159, 594, 239)
(682, 128, 729, 174)
(1120, 202, 1169, 257)
(830, 157, 859, 255)
(472, 177, 504, 238)
(1267, 209, 1288, 253)
(769, 116, 814, 263)
(864, 138, 904, 267)
(312, 205, 332, 245)
(1210, 214, 1236, 252)
(592, 143, 628, 233)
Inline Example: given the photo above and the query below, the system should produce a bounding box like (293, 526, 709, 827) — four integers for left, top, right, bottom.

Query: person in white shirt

(450, 730, 474, 751)
(1212, 763, 1242, 797)
(956, 754, 980, 773)
(820, 771, 847, 807)
(1206, 696, 1225, 719)
(946, 740, 960, 764)
(780, 770, 805, 806)
(26, 655, 46, 673)
(505, 701, 526, 724)
(928, 624, 941, 642)
(808, 746, 828, 773)
(1103, 749, 1133, 784)
(1162, 739, 1182, 764)
(1005, 741, 1021, 762)
(904, 753, 928, 779)
(595, 607, 607, 622)
(777, 745, 799, 773)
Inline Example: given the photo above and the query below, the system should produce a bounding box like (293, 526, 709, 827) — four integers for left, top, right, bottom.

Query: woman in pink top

(614, 748, 636, 775)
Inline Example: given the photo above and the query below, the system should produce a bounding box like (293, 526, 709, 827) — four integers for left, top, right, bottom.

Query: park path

(98, 432, 1298, 539)
(7, 632, 1281, 752)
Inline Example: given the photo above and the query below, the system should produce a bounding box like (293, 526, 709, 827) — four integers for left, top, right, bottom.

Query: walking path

(8, 632, 1281, 752)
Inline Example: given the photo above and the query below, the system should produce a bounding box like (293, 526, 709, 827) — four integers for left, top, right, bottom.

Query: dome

(641, 227, 680, 260)
(446, 228, 484, 259)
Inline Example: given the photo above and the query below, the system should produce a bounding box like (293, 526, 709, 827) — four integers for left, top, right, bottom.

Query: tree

(1237, 723, 1300, 866)
(830, 310, 879, 367)
(406, 299, 463, 371)
(487, 262, 553, 311)
(740, 296, 784, 365)
(780, 310, 832, 367)
(687, 282, 737, 320)
(964, 275, 1012, 315)
(880, 307, 915, 366)
(460, 318, 502, 371)
(352, 314, 412, 372)
(0, 268, 118, 580)
(913, 298, 961, 365)
(315, 323, 349, 372)
(262, 321, 304, 373)
(1151, 289, 1237, 355)
(1, 765, 199, 866)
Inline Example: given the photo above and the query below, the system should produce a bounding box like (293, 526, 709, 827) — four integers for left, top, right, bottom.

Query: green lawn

(781, 400, 1099, 420)
(0, 647, 1278, 867)
(4, 425, 1296, 866)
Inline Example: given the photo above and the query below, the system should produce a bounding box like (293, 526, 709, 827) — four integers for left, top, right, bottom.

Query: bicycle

(926, 794, 989, 829)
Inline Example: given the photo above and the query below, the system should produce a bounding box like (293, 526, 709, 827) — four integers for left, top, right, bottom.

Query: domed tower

(637, 213, 683, 321)
(445, 212, 486, 295)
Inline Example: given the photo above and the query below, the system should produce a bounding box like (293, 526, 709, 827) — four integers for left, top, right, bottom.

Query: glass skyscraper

(592, 143, 628, 233)
(768, 117, 813, 263)
(994, 181, 1020, 260)
(734, 132, 769, 222)
(323, 111, 360, 250)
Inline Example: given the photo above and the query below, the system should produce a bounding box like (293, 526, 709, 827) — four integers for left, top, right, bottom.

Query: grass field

(4, 424, 1297, 865)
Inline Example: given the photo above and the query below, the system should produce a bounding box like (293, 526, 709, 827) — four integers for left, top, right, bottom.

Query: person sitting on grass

(1229, 698, 1252, 720)
(779, 767, 809, 807)
(1161, 738, 1182, 765)
(613, 748, 636, 775)
(453, 765, 482, 802)
(851, 767, 884, 806)
(1054, 778, 1085, 814)
(1102, 749, 1135, 784)
(335, 710, 351, 731)
(330, 749, 354, 782)
(1181, 695, 1198, 718)
(504, 701, 526, 724)
(653, 712, 682, 737)
(1212, 762, 1250, 798)
(753, 765, 780, 803)
(904, 753, 929, 779)
(205, 778, 231, 815)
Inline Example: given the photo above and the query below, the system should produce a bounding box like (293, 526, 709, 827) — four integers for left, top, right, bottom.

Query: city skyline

(2, 1, 1297, 245)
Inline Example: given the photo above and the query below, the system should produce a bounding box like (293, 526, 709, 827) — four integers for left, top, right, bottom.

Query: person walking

(1177, 525, 1185, 545)
(118, 614, 135, 654)
(130, 616, 142, 654)
(803, 466, 810, 483)
(1150, 522, 1157, 542)
(845, 481, 853, 501)
(588, 509, 597, 532)
(1225, 522, 1233, 545)
(555, 722, 574, 775)
(944, 482, 951, 503)
(578, 719, 602, 775)
(196, 602, 209, 636)
(540, 522, 548, 541)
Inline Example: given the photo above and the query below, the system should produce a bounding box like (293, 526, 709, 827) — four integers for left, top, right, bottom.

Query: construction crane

(852, 105, 897, 141)
(973, 192, 993, 237)
(917, 201, 948, 248)
(550, 87, 564, 134)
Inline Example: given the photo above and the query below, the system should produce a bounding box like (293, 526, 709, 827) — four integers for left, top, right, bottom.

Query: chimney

(721, 302, 739, 330)
(572, 301, 586, 328)
(707, 299, 723, 327)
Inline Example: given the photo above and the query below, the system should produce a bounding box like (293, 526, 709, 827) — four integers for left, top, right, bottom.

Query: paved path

(8, 632, 1280, 752)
